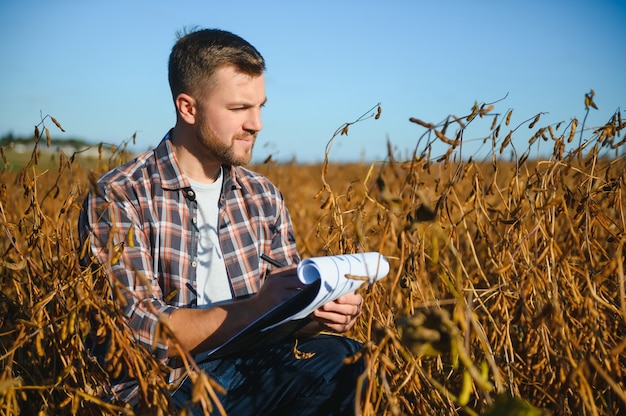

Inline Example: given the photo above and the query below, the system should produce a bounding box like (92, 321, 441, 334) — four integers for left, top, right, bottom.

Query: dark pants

(171, 334, 365, 415)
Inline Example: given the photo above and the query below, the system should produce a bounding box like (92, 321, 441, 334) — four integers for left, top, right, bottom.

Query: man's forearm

(165, 266, 302, 357)
(166, 298, 260, 357)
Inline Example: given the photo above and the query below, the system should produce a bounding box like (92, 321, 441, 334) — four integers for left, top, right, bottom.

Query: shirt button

(191, 261, 197, 268)
(187, 190, 195, 198)
(192, 217, 197, 224)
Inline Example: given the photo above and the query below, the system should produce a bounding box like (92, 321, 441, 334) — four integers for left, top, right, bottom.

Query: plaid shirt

(79, 131, 300, 403)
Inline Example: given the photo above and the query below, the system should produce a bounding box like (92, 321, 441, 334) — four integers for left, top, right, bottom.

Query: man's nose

(244, 109, 263, 133)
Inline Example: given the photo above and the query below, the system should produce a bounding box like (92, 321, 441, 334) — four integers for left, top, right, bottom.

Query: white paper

(275, 252, 390, 324)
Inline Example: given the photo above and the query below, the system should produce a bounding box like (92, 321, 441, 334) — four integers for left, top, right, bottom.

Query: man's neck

(170, 126, 221, 183)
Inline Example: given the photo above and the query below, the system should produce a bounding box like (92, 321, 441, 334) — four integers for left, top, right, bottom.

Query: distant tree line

(0, 132, 90, 149)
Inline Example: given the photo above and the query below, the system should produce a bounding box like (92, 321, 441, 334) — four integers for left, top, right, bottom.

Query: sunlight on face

(194, 66, 266, 166)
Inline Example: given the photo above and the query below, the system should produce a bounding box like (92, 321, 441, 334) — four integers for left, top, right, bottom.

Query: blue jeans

(171, 334, 365, 415)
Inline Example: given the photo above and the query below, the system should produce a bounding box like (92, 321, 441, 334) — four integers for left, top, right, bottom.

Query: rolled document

(288, 252, 390, 321)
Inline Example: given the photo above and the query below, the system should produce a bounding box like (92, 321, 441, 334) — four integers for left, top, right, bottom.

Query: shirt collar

(154, 130, 188, 191)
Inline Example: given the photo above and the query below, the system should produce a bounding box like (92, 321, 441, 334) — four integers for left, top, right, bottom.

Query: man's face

(194, 65, 266, 166)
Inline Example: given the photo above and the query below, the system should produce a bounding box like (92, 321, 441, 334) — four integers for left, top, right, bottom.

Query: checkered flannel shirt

(78, 131, 300, 404)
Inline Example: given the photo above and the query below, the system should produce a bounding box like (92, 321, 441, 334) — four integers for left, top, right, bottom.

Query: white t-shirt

(187, 169, 233, 306)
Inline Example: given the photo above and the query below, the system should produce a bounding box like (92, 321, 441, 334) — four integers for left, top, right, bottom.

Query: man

(79, 28, 365, 415)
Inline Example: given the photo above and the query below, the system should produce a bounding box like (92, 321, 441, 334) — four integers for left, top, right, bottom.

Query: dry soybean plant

(0, 120, 175, 415)
(311, 96, 625, 415)
(0, 93, 625, 415)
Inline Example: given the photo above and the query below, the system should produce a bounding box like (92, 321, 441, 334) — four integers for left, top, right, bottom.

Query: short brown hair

(168, 28, 266, 101)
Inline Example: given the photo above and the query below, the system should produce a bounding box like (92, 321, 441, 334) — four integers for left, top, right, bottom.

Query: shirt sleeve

(270, 189, 301, 267)
(78, 181, 175, 360)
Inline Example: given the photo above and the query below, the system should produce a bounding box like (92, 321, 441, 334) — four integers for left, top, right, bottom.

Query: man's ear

(175, 93, 196, 125)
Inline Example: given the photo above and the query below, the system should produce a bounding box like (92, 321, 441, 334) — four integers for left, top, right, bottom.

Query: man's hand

(311, 292, 364, 333)
(251, 264, 302, 315)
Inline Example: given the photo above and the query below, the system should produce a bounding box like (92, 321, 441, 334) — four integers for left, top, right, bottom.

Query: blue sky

(1, 0, 624, 163)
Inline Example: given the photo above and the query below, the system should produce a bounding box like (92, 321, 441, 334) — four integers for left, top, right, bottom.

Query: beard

(194, 115, 256, 167)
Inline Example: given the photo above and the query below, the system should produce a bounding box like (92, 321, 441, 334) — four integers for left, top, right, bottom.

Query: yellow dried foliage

(1, 97, 625, 415)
